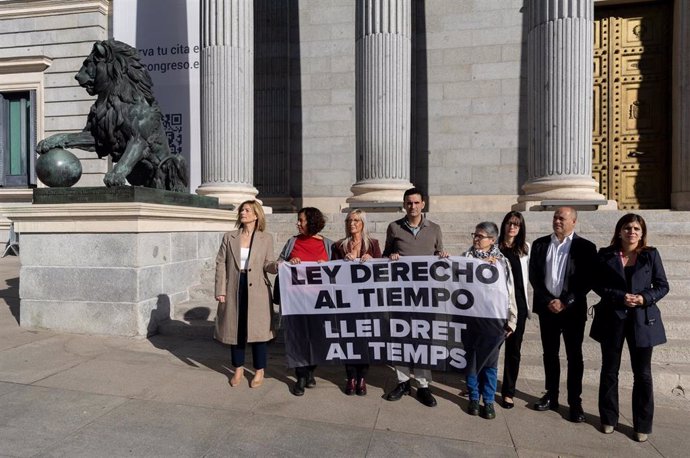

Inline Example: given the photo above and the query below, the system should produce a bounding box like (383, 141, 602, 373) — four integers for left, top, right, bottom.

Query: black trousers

(538, 312, 585, 406)
(345, 364, 369, 380)
(501, 310, 527, 398)
(599, 313, 654, 433)
(230, 273, 268, 370)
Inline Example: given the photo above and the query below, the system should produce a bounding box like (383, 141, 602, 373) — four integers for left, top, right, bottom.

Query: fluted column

(197, 0, 258, 208)
(518, 0, 607, 209)
(672, 0, 690, 209)
(348, 0, 413, 206)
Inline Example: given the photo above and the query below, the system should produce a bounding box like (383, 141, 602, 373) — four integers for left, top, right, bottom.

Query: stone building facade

(1, 0, 690, 218)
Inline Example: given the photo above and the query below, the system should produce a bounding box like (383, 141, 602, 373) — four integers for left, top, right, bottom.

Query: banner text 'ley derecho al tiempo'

(279, 256, 510, 372)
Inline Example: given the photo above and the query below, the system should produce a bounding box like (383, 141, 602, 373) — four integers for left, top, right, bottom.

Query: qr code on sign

(163, 113, 183, 155)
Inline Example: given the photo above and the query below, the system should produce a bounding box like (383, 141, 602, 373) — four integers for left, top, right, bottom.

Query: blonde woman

(215, 200, 277, 388)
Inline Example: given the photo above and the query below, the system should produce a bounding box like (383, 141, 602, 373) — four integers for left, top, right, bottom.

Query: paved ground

(1, 256, 688, 458)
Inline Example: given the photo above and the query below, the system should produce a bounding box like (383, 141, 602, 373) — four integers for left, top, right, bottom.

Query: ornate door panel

(593, 3, 672, 209)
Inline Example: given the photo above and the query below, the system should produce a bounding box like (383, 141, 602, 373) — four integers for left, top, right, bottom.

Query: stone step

(509, 353, 690, 397)
(520, 333, 690, 364)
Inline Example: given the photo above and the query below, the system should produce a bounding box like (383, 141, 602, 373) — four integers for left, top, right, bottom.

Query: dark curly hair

(298, 207, 326, 236)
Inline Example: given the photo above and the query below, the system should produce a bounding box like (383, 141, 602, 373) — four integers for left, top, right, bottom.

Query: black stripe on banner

(283, 312, 506, 373)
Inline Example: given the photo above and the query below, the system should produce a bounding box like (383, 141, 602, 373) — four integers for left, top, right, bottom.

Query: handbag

(272, 274, 281, 305)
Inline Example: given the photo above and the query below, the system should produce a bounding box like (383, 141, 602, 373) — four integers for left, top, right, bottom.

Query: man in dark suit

(529, 206, 597, 422)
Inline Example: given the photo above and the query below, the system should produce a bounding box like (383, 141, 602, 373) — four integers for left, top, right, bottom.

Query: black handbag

(272, 274, 281, 305)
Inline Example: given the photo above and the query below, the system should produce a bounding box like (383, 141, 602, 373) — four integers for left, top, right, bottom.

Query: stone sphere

(35, 148, 82, 187)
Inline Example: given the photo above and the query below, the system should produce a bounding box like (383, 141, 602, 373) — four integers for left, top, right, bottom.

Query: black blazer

(529, 233, 597, 320)
(590, 246, 669, 347)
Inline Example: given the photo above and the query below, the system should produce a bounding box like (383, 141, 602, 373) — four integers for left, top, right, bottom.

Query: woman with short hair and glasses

(462, 222, 517, 419)
(590, 213, 669, 442)
(331, 209, 382, 395)
(497, 211, 531, 409)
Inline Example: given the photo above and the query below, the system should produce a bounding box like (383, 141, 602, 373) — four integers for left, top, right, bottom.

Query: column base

(346, 182, 413, 210)
(671, 192, 690, 210)
(195, 184, 260, 210)
(515, 177, 611, 211)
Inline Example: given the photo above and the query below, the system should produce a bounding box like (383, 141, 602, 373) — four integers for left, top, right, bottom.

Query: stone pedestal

(197, 0, 258, 208)
(7, 203, 234, 337)
(517, 0, 607, 210)
(348, 0, 413, 206)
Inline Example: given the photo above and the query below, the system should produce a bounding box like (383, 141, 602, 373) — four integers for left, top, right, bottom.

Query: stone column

(197, 0, 258, 208)
(518, 0, 607, 209)
(348, 0, 413, 207)
(672, 0, 690, 209)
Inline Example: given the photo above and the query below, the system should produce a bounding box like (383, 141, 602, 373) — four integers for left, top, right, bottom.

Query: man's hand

(547, 298, 565, 313)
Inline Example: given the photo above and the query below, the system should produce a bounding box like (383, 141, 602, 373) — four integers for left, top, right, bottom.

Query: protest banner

(279, 256, 510, 372)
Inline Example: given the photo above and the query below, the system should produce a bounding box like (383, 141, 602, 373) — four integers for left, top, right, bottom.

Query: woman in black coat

(590, 213, 669, 442)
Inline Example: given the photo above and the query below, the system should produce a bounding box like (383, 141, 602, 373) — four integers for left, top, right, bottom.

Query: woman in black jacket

(590, 214, 669, 442)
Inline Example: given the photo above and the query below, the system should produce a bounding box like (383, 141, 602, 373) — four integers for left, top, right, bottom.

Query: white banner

(279, 256, 510, 320)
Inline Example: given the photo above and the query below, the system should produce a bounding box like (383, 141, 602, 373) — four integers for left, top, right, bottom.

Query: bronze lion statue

(37, 39, 188, 192)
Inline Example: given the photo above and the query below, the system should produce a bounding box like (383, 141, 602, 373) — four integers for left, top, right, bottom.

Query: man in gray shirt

(383, 187, 449, 407)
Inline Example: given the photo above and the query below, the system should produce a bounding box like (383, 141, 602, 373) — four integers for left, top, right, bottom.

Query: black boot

(306, 369, 316, 388)
(292, 377, 306, 396)
(385, 381, 411, 401)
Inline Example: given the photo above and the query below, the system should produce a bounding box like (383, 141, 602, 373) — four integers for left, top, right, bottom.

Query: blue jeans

(467, 366, 498, 404)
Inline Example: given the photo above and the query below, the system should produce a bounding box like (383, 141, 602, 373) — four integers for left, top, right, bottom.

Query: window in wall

(0, 90, 37, 187)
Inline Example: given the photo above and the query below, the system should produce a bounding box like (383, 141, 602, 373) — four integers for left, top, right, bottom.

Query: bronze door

(593, 2, 672, 209)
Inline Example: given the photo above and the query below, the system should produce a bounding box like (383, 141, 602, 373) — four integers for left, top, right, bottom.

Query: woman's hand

(624, 293, 644, 307)
(360, 253, 372, 262)
(289, 257, 301, 265)
(215, 295, 226, 303)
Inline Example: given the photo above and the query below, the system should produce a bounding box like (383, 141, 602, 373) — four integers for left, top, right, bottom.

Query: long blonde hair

(339, 209, 372, 254)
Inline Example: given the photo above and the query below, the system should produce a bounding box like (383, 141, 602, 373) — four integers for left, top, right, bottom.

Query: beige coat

(214, 230, 278, 345)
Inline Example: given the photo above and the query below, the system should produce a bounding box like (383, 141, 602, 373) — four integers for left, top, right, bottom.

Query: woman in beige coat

(215, 200, 277, 388)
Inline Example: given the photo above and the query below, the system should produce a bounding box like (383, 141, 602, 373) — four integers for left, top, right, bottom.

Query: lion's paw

(36, 136, 66, 154)
(104, 171, 127, 187)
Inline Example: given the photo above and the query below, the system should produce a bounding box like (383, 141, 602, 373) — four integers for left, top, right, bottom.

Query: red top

(289, 235, 328, 262)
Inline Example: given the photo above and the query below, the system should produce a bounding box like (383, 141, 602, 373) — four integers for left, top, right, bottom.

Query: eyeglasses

(506, 221, 521, 227)
(471, 233, 493, 240)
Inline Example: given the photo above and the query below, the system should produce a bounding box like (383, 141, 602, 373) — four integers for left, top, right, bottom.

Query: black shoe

(416, 387, 437, 407)
(292, 377, 306, 396)
(356, 378, 367, 396)
(468, 400, 480, 416)
(384, 381, 411, 401)
(534, 394, 559, 411)
(344, 378, 356, 396)
(569, 405, 585, 423)
(306, 370, 316, 389)
(483, 403, 496, 420)
(501, 396, 515, 409)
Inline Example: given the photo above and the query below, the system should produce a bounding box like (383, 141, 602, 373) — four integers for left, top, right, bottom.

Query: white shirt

(545, 232, 574, 297)
(240, 247, 250, 270)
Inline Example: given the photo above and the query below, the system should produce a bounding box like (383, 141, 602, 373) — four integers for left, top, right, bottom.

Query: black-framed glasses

(506, 221, 521, 227)
(471, 233, 492, 240)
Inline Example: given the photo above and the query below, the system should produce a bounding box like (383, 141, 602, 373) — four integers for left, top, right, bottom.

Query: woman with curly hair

(278, 207, 334, 396)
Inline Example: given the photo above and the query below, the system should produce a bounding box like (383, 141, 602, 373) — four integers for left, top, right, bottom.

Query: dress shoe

(344, 378, 356, 396)
(250, 369, 264, 388)
(467, 400, 480, 416)
(501, 396, 514, 409)
(634, 432, 648, 442)
(601, 424, 614, 434)
(569, 405, 586, 423)
(384, 381, 411, 401)
(306, 370, 316, 388)
(534, 394, 559, 411)
(416, 387, 437, 407)
(483, 403, 496, 420)
(229, 367, 244, 387)
(292, 377, 306, 396)
(356, 378, 367, 396)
